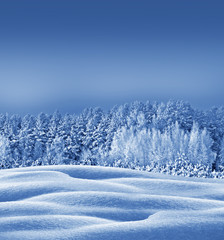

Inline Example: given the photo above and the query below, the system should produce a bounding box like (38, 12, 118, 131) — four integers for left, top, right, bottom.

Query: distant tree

(0, 135, 13, 168)
(9, 115, 21, 137)
(220, 137, 224, 167)
(188, 122, 200, 165)
(0, 114, 7, 135)
(48, 110, 62, 143)
(127, 101, 144, 128)
(151, 101, 166, 131)
(199, 128, 215, 169)
(35, 113, 50, 160)
(205, 107, 224, 169)
(70, 117, 82, 163)
(144, 100, 154, 126)
(19, 114, 36, 166)
(46, 136, 64, 165)
(84, 107, 103, 152)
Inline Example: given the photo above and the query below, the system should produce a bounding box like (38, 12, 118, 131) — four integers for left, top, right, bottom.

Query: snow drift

(0, 165, 224, 239)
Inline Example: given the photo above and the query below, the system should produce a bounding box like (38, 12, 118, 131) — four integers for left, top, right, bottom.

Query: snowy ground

(0, 165, 224, 240)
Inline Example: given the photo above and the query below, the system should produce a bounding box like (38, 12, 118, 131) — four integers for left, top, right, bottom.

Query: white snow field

(0, 166, 224, 240)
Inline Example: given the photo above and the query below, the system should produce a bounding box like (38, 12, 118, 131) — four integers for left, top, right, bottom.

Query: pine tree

(46, 136, 64, 165)
(0, 135, 13, 168)
(48, 110, 62, 143)
(220, 137, 224, 167)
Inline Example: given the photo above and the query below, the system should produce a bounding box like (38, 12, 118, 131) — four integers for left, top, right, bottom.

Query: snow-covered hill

(0, 165, 224, 240)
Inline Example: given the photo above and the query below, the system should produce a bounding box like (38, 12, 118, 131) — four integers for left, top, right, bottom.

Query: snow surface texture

(0, 165, 224, 240)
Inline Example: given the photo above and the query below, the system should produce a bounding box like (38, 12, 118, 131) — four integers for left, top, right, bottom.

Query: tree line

(0, 100, 223, 172)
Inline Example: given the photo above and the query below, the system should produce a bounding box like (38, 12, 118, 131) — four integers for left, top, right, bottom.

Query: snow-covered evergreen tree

(46, 136, 64, 165)
(220, 137, 224, 167)
(0, 135, 12, 168)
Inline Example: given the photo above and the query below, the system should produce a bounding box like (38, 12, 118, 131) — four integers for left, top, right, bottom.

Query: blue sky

(0, 0, 223, 114)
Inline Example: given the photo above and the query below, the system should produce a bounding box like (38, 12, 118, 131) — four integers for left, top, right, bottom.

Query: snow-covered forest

(0, 100, 224, 177)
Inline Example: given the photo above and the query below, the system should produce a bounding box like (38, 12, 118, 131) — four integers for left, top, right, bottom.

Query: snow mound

(0, 165, 224, 239)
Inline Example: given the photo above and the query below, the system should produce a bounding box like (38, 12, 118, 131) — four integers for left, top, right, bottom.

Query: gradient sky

(0, 0, 223, 114)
